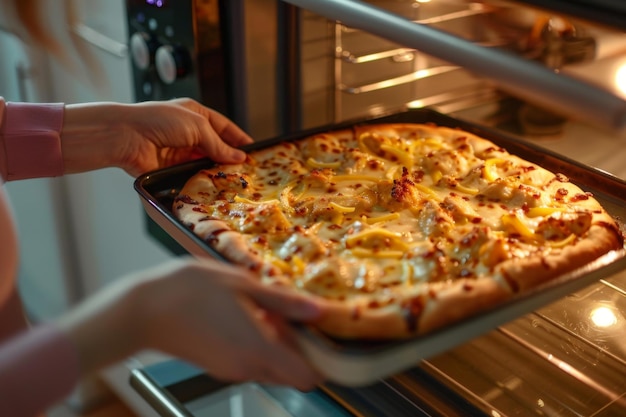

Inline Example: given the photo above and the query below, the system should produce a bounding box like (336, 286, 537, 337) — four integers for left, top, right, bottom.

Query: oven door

(129, 359, 351, 417)
(129, 358, 489, 416)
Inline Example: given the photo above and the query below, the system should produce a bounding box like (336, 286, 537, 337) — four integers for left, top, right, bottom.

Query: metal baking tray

(134, 108, 626, 387)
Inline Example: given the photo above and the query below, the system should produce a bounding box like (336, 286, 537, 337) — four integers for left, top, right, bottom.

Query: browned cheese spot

(205, 228, 229, 245)
(174, 194, 199, 205)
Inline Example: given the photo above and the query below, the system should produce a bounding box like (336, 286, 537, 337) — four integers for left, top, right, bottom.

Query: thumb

(246, 283, 324, 322)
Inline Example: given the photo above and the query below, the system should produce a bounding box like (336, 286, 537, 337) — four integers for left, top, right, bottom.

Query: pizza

(172, 123, 624, 340)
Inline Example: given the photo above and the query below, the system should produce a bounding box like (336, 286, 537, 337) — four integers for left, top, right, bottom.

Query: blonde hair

(12, 0, 104, 89)
(14, 0, 71, 57)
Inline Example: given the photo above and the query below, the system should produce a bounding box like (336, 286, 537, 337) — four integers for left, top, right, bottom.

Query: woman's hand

(56, 257, 326, 391)
(61, 98, 254, 176)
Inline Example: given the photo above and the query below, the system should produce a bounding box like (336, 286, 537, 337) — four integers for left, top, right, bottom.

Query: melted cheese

(180, 125, 604, 303)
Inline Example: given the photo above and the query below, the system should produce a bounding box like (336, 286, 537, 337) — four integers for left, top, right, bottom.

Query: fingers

(254, 312, 325, 390)
(196, 127, 248, 164)
(171, 294, 322, 391)
(254, 348, 324, 391)
(242, 280, 325, 322)
(198, 110, 253, 163)
(174, 98, 254, 163)
(157, 258, 325, 390)
(191, 258, 324, 323)
(232, 283, 327, 390)
(201, 306, 323, 391)
(206, 109, 254, 148)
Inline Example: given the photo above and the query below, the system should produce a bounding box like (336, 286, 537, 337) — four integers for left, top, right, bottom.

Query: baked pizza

(172, 123, 624, 340)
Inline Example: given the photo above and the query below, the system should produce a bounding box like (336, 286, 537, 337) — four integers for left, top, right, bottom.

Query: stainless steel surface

(130, 371, 191, 417)
(283, 0, 626, 133)
(127, 356, 351, 417)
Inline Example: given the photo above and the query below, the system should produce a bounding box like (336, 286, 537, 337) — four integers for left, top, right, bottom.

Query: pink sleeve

(0, 324, 80, 417)
(0, 98, 65, 182)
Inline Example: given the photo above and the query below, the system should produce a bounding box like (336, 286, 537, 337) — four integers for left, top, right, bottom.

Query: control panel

(125, 0, 228, 115)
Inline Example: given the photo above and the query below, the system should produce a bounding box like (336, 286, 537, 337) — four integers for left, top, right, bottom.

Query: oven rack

(283, 0, 626, 134)
(335, 2, 506, 63)
(331, 1, 511, 121)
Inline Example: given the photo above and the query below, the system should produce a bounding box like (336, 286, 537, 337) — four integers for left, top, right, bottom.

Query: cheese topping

(175, 124, 611, 303)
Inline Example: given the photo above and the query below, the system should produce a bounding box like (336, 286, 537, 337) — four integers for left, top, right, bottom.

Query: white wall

(0, 30, 75, 318)
(2, 0, 174, 322)
(47, 0, 175, 299)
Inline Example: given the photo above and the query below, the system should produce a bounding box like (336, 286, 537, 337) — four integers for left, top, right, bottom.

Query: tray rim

(134, 107, 626, 385)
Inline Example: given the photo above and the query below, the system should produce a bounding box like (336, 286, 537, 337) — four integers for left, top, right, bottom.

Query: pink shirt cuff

(1, 101, 65, 181)
(0, 324, 80, 416)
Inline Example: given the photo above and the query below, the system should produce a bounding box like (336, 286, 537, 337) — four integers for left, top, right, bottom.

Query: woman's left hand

(61, 98, 254, 176)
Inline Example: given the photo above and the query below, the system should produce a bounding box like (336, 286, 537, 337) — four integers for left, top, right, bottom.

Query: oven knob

(130, 32, 159, 71)
(155, 45, 190, 84)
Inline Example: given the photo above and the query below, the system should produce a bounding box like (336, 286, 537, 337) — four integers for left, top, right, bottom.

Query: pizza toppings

(173, 123, 623, 340)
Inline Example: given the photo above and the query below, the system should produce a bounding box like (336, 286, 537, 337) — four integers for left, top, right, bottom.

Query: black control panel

(125, 0, 229, 115)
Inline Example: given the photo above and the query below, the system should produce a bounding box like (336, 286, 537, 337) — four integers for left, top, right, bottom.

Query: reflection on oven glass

(589, 305, 619, 328)
(615, 63, 626, 96)
(185, 383, 293, 417)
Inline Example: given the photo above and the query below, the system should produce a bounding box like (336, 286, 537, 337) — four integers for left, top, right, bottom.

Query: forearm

(3, 97, 251, 181)
(0, 325, 80, 417)
(56, 277, 142, 376)
(0, 99, 140, 179)
(61, 102, 131, 174)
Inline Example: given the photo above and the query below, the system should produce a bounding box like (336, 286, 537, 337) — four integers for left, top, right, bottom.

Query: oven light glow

(407, 99, 425, 108)
(590, 306, 618, 328)
(615, 64, 626, 97)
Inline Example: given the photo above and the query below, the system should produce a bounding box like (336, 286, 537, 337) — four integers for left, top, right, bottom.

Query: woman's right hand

(57, 257, 326, 391)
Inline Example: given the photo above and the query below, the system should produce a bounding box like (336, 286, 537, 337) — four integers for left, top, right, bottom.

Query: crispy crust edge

(312, 277, 512, 340)
(497, 222, 623, 293)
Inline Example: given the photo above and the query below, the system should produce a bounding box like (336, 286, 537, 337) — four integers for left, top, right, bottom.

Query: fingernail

(231, 149, 247, 162)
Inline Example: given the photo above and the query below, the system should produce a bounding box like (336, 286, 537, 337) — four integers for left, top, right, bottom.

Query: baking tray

(134, 108, 626, 386)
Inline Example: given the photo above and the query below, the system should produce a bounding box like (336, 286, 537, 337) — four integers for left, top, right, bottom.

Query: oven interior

(296, 0, 626, 135)
(127, 1, 626, 416)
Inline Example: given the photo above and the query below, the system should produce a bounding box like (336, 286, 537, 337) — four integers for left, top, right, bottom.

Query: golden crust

(172, 123, 624, 341)
(313, 277, 512, 339)
(497, 223, 623, 294)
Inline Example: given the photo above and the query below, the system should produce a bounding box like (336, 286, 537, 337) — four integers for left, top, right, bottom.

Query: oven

(126, 0, 301, 140)
(125, 0, 522, 139)
(117, 1, 626, 416)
